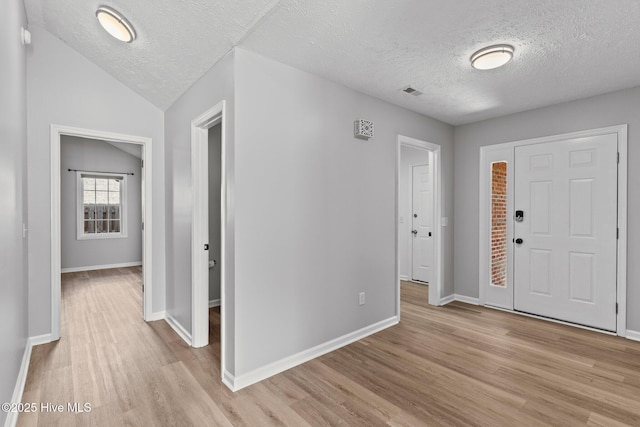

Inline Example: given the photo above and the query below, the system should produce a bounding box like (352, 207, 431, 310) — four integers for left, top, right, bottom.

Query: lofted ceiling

(25, 0, 640, 124)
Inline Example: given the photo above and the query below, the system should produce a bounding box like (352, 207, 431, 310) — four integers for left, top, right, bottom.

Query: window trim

(76, 171, 128, 240)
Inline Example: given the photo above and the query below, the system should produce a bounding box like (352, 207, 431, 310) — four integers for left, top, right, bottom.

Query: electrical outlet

(359, 292, 365, 306)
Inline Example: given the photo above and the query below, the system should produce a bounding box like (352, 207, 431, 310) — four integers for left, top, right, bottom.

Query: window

(77, 172, 127, 239)
(490, 161, 507, 287)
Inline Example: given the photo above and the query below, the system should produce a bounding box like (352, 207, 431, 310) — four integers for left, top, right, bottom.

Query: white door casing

(50, 125, 154, 341)
(513, 134, 618, 331)
(412, 164, 433, 283)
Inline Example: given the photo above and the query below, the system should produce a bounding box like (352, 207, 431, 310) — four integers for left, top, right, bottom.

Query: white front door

(513, 134, 618, 331)
(412, 164, 433, 283)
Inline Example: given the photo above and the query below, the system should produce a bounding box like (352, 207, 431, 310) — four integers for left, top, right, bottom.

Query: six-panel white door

(412, 165, 433, 283)
(513, 134, 618, 331)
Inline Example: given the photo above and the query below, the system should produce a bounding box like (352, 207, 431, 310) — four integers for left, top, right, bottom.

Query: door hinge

(617, 228, 619, 239)
(142, 284, 144, 293)
(616, 303, 618, 314)
(617, 152, 620, 164)
(142, 222, 144, 231)
(141, 159, 144, 168)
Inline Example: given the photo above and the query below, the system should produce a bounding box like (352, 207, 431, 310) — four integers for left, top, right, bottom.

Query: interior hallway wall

(0, 0, 29, 424)
(164, 49, 236, 372)
(232, 48, 454, 375)
(27, 25, 166, 335)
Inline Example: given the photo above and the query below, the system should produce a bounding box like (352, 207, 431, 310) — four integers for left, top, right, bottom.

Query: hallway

(17, 273, 640, 426)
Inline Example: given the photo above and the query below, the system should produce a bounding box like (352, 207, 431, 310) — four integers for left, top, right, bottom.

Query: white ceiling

(25, 0, 640, 124)
(25, 0, 281, 110)
(105, 141, 142, 159)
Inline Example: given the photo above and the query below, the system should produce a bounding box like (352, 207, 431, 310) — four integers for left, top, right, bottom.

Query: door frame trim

(397, 135, 443, 314)
(190, 101, 228, 379)
(478, 124, 627, 336)
(50, 125, 153, 340)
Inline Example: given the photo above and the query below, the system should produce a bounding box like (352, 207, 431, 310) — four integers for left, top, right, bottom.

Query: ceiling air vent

(401, 86, 423, 96)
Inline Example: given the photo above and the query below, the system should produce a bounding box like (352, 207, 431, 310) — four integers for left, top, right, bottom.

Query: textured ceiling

(25, 0, 282, 109)
(242, 0, 640, 124)
(26, 0, 640, 124)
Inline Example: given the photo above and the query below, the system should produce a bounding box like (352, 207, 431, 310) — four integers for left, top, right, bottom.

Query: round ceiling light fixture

(96, 6, 136, 43)
(470, 44, 514, 70)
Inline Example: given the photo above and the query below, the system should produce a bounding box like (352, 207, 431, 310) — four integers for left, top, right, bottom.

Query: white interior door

(514, 134, 618, 331)
(412, 164, 433, 283)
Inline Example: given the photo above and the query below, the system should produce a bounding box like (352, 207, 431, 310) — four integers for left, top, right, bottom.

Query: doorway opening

(397, 135, 443, 317)
(50, 125, 153, 341)
(205, 123, 222, 349)
(190, 100, 229, 386)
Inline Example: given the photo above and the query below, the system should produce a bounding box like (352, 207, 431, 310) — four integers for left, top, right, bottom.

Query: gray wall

(399, 146, 429, 280)
(60, 136, 142, 270)
(233, 48, 454, 375)
(0, 0, 28, 423)
(454, 86, 640, 331)
(208, 124, 222, 302)
(164, 50, 236, 372)
(27, 25, 166, 335)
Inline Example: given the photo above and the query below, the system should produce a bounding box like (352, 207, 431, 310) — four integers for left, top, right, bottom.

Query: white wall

(164, 50, 236, 371)
(399, 146, 429, 280)
(454, 86, 640, 331)
(208, 124, 222, 302)
(0, 0, 28, 423)
(233, 48, 454, 375)
(60, 136, 142, 270)
(27, 26, 166, 335)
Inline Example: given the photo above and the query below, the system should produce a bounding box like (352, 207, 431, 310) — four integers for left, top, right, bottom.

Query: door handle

(515, 238, 523, 245)
(411, 230, 418, 235)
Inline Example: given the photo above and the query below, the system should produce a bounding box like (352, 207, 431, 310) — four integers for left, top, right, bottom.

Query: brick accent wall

(491, 162, 507, 287)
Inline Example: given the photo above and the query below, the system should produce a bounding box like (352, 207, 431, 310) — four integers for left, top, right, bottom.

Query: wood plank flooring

(18, 271, 640, 426)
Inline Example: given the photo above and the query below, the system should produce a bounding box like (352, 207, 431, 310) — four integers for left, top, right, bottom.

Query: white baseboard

(440, 294, 479, 306)
(453, 294, 480, 305)
(224, 316, 399, 392)
(399, 275, 409, 281)
(209, 299, 221, 308)
(626, 330, 640, 342)
(439, 294, 455, 305)
(146, 311, 165, 322)
(61, 261, 142, 273)
(165, 313, 192, 346)
(222, 370, 235, 391)
(5, 334, 54, 427)
(29, 333, 54, 347)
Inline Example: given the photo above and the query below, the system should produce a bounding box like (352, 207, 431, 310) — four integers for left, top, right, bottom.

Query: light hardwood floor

(18, 269, 640, 426)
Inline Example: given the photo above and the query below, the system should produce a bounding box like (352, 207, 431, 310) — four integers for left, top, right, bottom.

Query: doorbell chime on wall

(354, 119, 374, 139)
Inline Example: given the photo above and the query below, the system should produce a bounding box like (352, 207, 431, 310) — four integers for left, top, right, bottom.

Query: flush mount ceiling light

(96, 6, 136, 43)
(470, 44, 514, 70)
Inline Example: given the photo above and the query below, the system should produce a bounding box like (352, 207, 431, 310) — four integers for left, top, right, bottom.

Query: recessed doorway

(397, 135, 443, 314)
(479, 125, 627, 335)
(50, 125, 154, 340)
